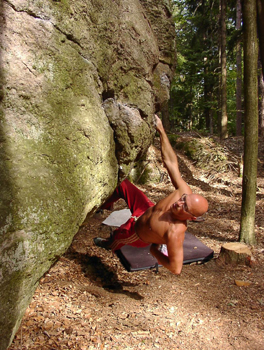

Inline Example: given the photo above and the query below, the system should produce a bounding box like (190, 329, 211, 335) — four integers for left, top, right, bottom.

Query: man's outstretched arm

(155, 115, 191, 192)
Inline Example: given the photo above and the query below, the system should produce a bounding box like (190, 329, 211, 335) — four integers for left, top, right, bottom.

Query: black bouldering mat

(116, 231, 214, 272)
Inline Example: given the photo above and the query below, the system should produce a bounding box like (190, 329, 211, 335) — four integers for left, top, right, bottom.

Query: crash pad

(116, 231, 214, 272)
(102, 209, 214, 272)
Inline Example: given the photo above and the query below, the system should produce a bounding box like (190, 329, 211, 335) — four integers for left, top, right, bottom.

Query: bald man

(94, 115, 208, 274)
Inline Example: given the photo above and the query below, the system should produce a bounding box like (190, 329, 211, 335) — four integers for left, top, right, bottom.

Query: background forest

(161, 0, 263, 246)
(166, 0, 264, 137)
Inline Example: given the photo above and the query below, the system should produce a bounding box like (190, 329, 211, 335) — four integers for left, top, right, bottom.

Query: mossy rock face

(0, 1, 176, 348)
(0, 10, 118, 346)
(129, 145, 167, 185)
(103, 98, 155, 178)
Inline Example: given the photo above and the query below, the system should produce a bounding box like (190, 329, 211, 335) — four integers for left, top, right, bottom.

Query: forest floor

(9, 133, 264, 350)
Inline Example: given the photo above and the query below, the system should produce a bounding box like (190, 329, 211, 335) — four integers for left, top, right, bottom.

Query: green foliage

(167, 133, 180, 147)
(170, 0, 243, 135)
(181, 139, 203, 160)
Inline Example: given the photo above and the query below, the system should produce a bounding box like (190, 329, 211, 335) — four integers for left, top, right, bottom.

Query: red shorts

(102, 179, 155, 251)
(109, 217, 150, 251)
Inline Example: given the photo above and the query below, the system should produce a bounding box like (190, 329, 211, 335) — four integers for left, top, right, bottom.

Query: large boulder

(0, 0, 176, 348)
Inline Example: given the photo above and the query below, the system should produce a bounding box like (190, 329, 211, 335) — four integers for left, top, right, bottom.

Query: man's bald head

(187, 193, 208, 217)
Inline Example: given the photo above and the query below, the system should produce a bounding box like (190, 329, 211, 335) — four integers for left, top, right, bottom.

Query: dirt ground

(9, 134, 264, 350)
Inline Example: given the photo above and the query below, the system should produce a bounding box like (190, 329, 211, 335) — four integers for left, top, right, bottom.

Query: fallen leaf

(235, 280, 252, 287)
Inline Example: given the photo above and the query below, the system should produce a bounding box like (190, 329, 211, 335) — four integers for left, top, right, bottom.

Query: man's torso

(135, 190, 187, 244)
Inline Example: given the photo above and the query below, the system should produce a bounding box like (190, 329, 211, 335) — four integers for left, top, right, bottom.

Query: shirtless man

(94, 115, 208, 274)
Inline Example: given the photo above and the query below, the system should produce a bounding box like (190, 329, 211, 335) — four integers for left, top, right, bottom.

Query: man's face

(170, 193, 195, 218)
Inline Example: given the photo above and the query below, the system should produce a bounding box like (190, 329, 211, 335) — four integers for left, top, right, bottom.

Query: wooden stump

(218, 242, 252, 266)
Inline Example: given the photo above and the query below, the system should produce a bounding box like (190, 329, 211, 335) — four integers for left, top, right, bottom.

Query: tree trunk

(204, 63, 210, 130)
(220, 0, 228, 139)
(240, 0, 258, 245)
(209, 108, 214, 135)
(236, 0, 243, 136)
(219, 242, 252, 266)
(257, 0, 264, 77)
(218, 15, 222, 135)
(259, 64, 264, 136)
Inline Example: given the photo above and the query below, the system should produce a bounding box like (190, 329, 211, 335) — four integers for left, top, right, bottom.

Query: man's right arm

(155, 115, 191, 192)
(150, 225, 185, 275)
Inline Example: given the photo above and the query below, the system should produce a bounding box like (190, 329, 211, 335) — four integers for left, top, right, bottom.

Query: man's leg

(101, 179, 154, 215)
(94, 218, 150, 251)
(95, 179, 154, 250)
